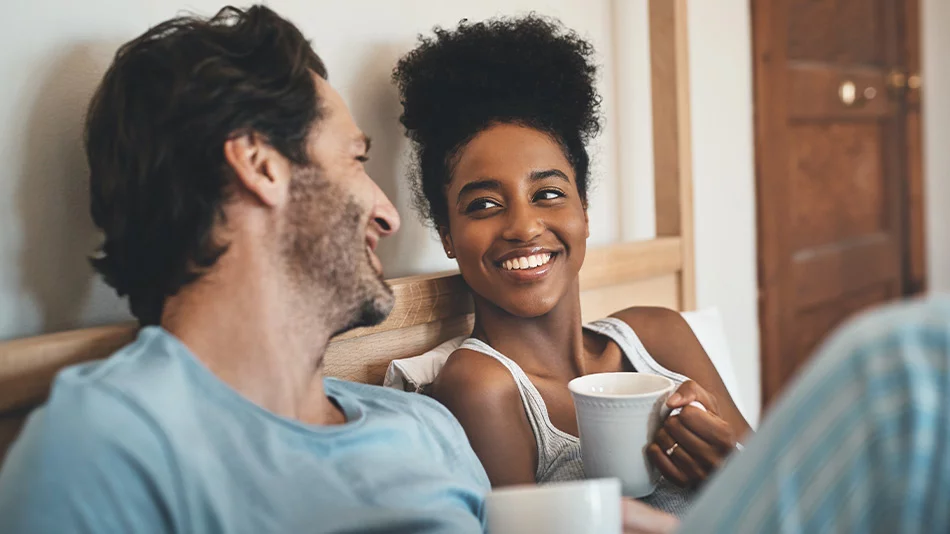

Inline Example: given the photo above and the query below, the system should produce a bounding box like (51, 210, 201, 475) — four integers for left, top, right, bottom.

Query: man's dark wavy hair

(392, 14, 603, 229)
(86, 5, 327, 326)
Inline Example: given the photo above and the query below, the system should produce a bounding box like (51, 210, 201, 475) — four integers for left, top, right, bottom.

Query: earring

(446, 250, 455, 259)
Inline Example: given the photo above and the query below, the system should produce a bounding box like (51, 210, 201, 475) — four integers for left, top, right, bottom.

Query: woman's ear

(584, 204, 590, 239)
(438, 225, 455, 259)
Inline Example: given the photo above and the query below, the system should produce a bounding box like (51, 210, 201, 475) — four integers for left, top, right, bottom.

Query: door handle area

(838, 80, 877, 107)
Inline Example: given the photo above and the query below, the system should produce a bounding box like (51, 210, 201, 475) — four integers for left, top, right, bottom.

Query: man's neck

(160, 248, 345, 426)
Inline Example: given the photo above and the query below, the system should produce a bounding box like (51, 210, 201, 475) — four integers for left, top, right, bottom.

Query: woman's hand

(622, 498, 679, 533)
(647, 380, 738, 488)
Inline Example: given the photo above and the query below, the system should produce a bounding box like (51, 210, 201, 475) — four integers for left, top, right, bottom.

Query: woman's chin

(498, 296, 560, 319)
(468, 274, 577, 319)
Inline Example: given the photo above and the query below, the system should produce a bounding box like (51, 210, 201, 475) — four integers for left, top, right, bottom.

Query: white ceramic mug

(568, 372, 676, 498)
(485, 478, 622, 534)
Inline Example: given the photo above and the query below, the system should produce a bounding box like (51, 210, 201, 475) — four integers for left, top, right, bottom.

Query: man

(0, 6, 490, 532)
(677, 295, 950, 533)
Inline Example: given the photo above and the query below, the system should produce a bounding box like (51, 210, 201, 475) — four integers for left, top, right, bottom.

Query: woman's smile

(493, 249, 560, 283)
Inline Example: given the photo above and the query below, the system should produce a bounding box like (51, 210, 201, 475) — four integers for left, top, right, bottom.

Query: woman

(392, 15, 751, 515)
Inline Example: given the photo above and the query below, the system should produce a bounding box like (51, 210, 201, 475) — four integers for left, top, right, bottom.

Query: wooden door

(753, 0, 924, 406)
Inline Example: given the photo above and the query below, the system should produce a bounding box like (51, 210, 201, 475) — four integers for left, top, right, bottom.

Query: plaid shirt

(680, 296, 950, 534)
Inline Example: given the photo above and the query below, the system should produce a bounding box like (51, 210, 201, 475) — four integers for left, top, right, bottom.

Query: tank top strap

(583, 317, 690, 385)
(457, 338, 579, 479)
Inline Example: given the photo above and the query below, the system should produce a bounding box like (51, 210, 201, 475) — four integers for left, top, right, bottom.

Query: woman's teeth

(502, 253, 552, 271)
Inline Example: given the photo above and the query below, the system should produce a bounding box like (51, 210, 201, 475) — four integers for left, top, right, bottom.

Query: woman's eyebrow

(528, 169, 569, 183)
(456, 178, 502, 203)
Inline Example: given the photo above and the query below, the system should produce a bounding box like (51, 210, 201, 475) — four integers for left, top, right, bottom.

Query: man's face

(279, 76, 401, 335)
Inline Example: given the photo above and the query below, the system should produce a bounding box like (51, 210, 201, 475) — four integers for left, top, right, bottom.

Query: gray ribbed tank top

(459, 317, 695, 516)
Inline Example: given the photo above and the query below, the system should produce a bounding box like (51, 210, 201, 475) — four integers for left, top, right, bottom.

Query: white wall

(923, 0, 950, 293)
(686, 0, 760, 424)
(613, 0, 761, 423)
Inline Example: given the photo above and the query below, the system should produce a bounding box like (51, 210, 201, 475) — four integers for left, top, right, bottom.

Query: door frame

(751, 0, 927, 408)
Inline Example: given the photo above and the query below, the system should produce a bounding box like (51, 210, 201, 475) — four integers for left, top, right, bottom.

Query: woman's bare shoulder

(430, 347, 523, 413)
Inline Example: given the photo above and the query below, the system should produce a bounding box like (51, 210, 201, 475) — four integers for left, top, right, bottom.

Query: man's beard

(280, 165, 395, 335)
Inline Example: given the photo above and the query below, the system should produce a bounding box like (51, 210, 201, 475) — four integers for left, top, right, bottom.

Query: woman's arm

(429, 349, 538, 487)
(612, 306, 751, 436)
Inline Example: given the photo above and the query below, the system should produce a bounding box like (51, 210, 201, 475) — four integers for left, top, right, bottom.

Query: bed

(0, 0, 694, 463)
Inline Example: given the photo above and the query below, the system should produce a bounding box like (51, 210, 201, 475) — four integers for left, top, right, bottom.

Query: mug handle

(668, 400, 707, 419)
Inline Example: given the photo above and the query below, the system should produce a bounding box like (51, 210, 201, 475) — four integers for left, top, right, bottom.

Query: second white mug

(485, 478, 622, 534)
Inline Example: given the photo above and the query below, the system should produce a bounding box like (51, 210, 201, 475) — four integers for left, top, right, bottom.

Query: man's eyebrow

(361, 134, 372, 153)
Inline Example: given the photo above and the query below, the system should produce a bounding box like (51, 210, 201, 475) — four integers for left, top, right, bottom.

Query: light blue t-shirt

(0, 327, 490, 533)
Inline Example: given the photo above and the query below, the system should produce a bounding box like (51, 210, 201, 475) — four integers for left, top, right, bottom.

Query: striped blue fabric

(679, 296, 950, 534)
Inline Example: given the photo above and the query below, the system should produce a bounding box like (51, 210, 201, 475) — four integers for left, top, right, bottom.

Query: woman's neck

(471, 280, 589, 380)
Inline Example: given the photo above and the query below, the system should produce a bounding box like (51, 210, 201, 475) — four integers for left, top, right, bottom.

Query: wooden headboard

(0, 0, 693, 462)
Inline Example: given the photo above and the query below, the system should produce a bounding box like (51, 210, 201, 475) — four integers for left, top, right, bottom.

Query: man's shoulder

(327, 377, 447, 412)
(829, 295, 950, 353)
(0, 330, 181, 533)
(27, 326, 202, 450)
(326, 378, 463, 432)
(16, 326, 188, 448)
(789, 295, 950, 403)
(47, 327, 194, 415)
(1, 337, 177, 500)
(12, 375, 168, 461)
(325, 378, 491, 492)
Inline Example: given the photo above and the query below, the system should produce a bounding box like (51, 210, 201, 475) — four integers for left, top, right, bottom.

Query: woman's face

(442, 123, 589, 317)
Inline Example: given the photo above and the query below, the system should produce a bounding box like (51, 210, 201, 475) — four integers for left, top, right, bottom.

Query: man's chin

(332, 282, 395, 337)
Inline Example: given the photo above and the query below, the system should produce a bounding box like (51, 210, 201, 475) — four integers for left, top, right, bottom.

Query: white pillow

(384, 335, 465, 393)
(679, 308, 751, 423)
(383, 308, 750, 422)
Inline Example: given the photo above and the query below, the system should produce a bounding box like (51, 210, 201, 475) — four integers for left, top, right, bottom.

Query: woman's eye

(466, 198, 502, 213)
(356, 155, 369, 163)
(534, 189, 565, 201)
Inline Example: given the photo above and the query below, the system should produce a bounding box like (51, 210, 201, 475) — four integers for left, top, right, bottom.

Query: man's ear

(438, 225, 456, 259)
(223, 132, 293, 207)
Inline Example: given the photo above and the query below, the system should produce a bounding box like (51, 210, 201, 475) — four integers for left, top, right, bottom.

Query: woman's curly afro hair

(392, 14, 603, 228)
